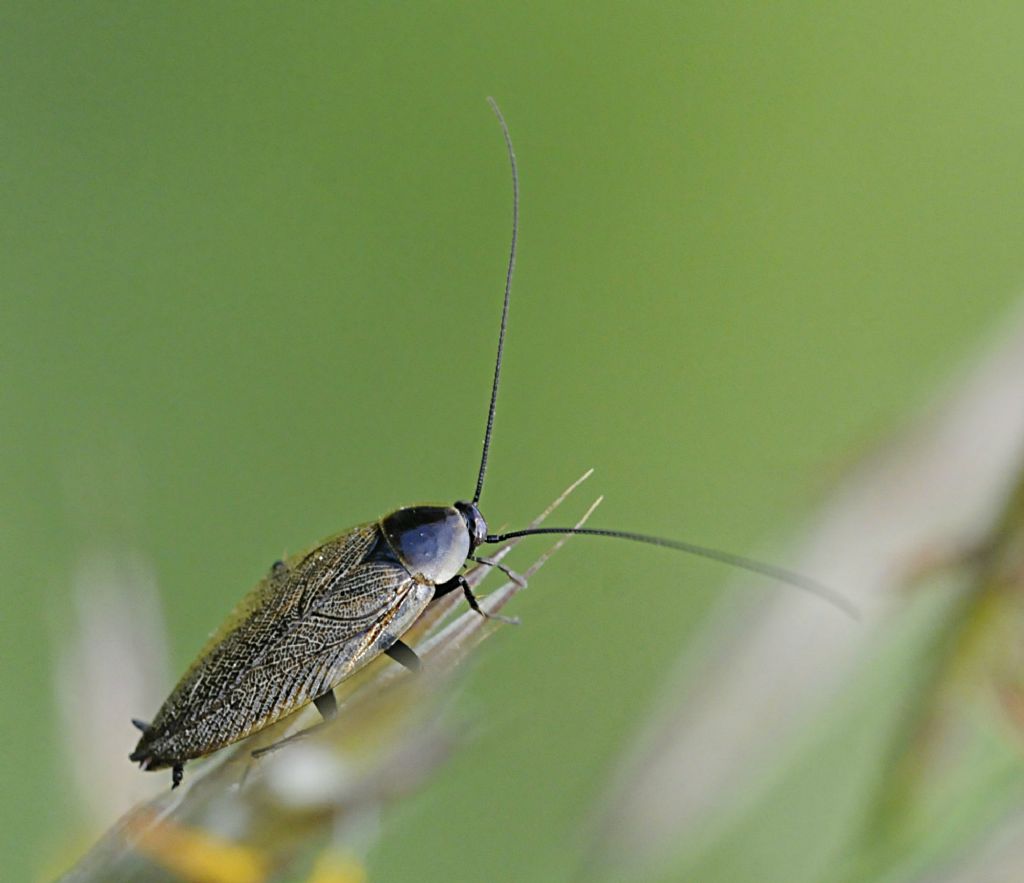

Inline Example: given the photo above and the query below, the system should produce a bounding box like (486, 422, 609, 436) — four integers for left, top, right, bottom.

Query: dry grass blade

(58, 473, 599, 883)
(586, 307, 1024, 880)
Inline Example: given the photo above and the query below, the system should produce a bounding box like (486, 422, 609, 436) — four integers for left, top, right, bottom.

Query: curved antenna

(472, 97, 519, 505)
(485, 526, 858, 618)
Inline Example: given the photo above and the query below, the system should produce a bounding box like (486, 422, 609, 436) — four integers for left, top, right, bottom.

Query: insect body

(132, 100, 850, 789)
(131, 505, 485, 786)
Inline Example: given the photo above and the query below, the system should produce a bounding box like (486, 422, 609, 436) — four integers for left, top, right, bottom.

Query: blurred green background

(4, 3, 1024, 881)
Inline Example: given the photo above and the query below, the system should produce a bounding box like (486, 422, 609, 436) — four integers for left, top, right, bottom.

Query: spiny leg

(252, 689, 336, 759)
(469, 555, 528, 588)
(253, 645, 420, 761)
(385, 639, 421, 672)
(433, 574, 519, 625)
(314, 689, 337, 721)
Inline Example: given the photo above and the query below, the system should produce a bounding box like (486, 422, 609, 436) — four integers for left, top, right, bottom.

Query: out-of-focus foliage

(6, 5, 1024, 882)
(589, 313, 1024, 882)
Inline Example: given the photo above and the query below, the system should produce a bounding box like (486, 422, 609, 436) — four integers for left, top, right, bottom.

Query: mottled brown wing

(133, 523, 434, 765)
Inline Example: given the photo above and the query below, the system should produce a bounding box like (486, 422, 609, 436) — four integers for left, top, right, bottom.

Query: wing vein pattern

(135, 524, 433, 762)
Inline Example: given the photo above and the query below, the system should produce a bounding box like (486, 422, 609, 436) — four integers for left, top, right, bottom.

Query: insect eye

(381, 506, 471, 585)
(454, 500, 488, 549)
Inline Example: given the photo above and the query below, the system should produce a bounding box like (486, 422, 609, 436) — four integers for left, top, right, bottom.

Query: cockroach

(131, 99, 852, 789)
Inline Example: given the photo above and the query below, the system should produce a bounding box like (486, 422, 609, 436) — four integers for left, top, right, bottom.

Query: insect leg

(433, 575, 519, 625)
(251, 720, 330, 759)
(253, 691, 338, 760)
(171, 763, 184, 789)
(469, 555, 528, 588)
(385, 639, 422, 672)
(313, 690, 337, 721)
(253, 679, 376, 760)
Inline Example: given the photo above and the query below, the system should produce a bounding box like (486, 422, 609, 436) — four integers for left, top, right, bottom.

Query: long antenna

(485, 526, 858, 618)
(473, 97, 519, 505)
